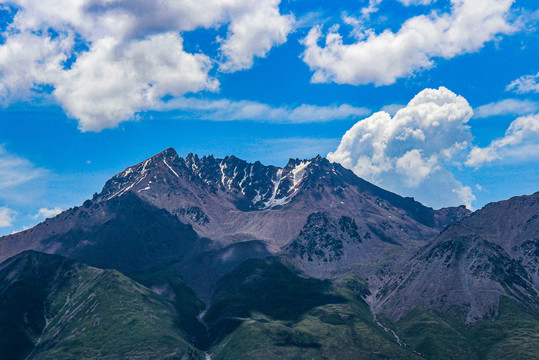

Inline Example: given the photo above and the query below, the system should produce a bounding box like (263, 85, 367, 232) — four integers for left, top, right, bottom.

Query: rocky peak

(97, 148, 352, 210)
(96, 147, 182, 201)
(287, 212, 363, 263)
(93, 148, 470, 232)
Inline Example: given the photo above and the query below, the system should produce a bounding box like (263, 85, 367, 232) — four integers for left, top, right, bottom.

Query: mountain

(0, 148, 536, 360)
(93, 148, 466, 249)
(373, 192, 539, 324)
(0, 148, 469, 279)
(2, 191, 201, 275)
(0, 251, 204, 360)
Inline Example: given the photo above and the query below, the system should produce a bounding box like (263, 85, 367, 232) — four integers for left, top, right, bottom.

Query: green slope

(203, 258, 422, 360)
(383, 297, 539, 360)
(0, 251, 204, 360)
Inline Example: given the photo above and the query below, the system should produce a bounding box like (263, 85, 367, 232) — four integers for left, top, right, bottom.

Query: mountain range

(0, 148, 537, 359)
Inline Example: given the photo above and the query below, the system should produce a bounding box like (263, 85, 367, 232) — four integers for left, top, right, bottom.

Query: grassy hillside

(0, 251, 204, 360)
(203, 258, 422, 360)
(383, 297, 539, 360)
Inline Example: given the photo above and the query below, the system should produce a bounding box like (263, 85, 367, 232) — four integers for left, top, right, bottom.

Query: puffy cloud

(302, 0, 516, 85)
(55, 33, 218, 131)
(474, 99, 539, 118)
(466, 113, 539, 167)
(0, 0, 293, 130)
(0, 207, 15, 227)
(328, 86, 476, 208)
(0, 32, 72, 103)
(219, 0, 294, 71)
(160, 97, 370, 123)
(506, 71, 539, 94)
(33, 207, 62, 220)
(395, 149, 440, 187)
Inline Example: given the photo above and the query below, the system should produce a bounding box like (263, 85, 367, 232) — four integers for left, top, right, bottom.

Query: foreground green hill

(1, 251, 537, 359)
(202, 258, 422, 360)
(0, 251, 204, 360)
(383, 297, 539, 360)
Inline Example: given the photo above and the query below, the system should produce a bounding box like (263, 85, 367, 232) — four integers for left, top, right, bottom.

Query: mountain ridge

(0, 148, 469, 264)
(0, 148, 537, 359)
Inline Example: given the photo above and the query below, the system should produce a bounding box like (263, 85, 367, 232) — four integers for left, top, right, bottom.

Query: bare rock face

(286, 212, 395, 278)
(373, 192, 539, 324)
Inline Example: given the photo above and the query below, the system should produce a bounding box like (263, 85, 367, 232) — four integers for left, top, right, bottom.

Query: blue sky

(0, 0, 538, 235)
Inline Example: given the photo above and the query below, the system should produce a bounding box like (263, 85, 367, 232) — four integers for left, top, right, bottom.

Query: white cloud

(395, 149, 440, 187)
(161, 97, 371, 123)
(466, 113, 539, 167)
(219, 0, 295, 71)
(360, 0, 383, 19)
(474, 99, 539, 118)
(0, 145, 42, 190)
(0, 207, 16, 227)
(452, 185, 475, 209)
(0, 0, 294, 131)
(327, 86, 476, 209)
(301, 0, 516, 85)
(55, 33, 218, 131)
(399, 0, 436, 5)
(0, 32, 72, 103)
(0, 145, 47, 209)
(506, 71, 539, 94)
(33, 207, 62, 220)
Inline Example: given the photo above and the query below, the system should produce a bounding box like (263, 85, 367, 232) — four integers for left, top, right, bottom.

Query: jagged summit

(97, 148, 357, 211)
(81, 148, 469, 251)
(0, 147, 470, 269)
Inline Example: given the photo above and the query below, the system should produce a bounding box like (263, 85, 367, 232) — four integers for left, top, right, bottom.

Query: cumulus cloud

(0, 0, 294, 131)
(328, 86, 476, 209)
(161, 97, 370, 123)
(474, 99, 539, 118)
(55, 33, 218, 131)
(466, 113, 539, 167)
(302, 0, 516, 85)
(0, 207, 16, 227)
(506, 71, 539, 94)
(219, 0, 294, 71)
(33, 207, 62, 220)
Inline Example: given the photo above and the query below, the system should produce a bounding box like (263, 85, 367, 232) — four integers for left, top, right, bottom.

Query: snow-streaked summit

(98, 148, 338, 211)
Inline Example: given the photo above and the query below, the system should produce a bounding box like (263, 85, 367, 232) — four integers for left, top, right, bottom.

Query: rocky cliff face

(373, 192, 539, 323)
